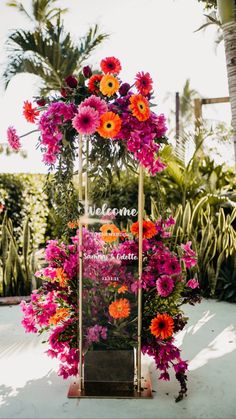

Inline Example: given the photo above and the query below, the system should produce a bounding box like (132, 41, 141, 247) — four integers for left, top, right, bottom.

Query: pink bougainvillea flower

(186, 279, 199, 289)
(181, 241, 197, 268)
(72, 106, 99, 135)
(181, 241, 196, 256)
(80, 95, 108, 116)
(156, 275, 174, 297)
(135, 71, 153, 96)
(7, 126, 21, 150)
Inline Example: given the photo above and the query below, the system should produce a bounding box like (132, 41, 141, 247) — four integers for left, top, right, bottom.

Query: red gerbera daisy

(23, 101, 40, 123)
(100, 56, 122, 74)
(88, 74, 103, 93)
(135, 71, 153, 96)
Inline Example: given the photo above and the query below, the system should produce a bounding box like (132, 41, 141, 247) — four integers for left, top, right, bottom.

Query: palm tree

(166, 79, 200, 162)
(198, 0, 236, 165)
(3, 0, 108, 94)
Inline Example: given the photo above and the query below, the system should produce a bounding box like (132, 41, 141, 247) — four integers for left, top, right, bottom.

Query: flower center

(158, 321, 166, 329)
(138, 102, 145, 112)
(108, 82, 113, 88)
(82, 117, 90, 124)
(105, 122, 113, 130)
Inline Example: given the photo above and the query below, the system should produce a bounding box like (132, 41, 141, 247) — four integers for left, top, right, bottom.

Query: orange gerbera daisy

(118, 285, 128, 294)
(88, 74, 103, 93)
(150, 313, 174, 340)
(130, 220, 157, 239)
(97, 112, 121, 138)
(56, 268, 68, 288)
(100, 56, 122, 74)
(23, 101, 39, 123)
(49, 308, 70, 325)
(100, 74, 120, 96)
(109, 298, 131, 319)
(129, 94, 150, 121)
(100, 223, 120, 243)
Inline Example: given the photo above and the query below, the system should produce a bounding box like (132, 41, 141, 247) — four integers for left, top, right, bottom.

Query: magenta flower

(72, 106, 99, 135)
(80, 95, 108, 116)
(181, 241, 196, 256)
(7, 126, 21, 150)
(156, 275, 174, 297)
(181, 241, 197, 268)
(186, 279, 199, 289)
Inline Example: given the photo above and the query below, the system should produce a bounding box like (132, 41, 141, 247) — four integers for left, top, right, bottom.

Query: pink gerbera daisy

(7, 126, 21, 150)
(72, 106, 99, 135)
(135, 71, 153, 96)
(80, 95, 108, 116)
(156, 275, 174, 297)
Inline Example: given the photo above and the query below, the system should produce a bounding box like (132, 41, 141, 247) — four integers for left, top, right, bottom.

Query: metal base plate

(67, 373, 152, 399)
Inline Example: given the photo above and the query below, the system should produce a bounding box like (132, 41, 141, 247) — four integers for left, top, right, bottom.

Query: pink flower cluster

(142, 339, 188, 382)
(86, 325, 108, 344)
(21, 219, 200, 401)
(39, 102, 76, 164)
(72, 95, 108, 135)
(110, 94, 168, 175)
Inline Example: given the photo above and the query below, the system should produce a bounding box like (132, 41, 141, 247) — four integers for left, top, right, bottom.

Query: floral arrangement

(7, 56, 167, 176)
(7, 56, 202, 401)
(21, 216, 201, 401)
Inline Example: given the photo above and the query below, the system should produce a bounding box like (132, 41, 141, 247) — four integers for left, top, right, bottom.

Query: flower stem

(20, 129, 40, 138)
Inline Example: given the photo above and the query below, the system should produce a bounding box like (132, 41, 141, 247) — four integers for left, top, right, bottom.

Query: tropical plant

(0, 173, 50, 248)
(166, 79, 200, 162)
(216, 254, 236, 302)
(198, 0, 236, 165)
(169, 200, 236, 296)
(3, 1, 108, 94)
(0, 213, 34, 296)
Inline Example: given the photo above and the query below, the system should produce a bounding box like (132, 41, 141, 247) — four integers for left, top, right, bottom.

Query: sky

(0, 0, 233, 173)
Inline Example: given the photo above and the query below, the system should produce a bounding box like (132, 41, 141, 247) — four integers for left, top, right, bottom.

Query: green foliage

(0, 213, 35, 296)
(171, 201, 236, 296)
(216, 253, 236, 302)
(4, 1, 109, 94)
(0, 173, 49, 249)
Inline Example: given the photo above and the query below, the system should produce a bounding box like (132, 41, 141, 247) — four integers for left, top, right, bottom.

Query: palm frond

(3, 20, 109, 94)
(76, 24, 109, 66)
(6, 1, 32, 21)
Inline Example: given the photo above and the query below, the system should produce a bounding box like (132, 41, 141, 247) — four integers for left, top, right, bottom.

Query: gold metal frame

(68, 135, 151, 399)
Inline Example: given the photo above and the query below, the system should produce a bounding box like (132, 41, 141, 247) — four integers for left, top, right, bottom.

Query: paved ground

(0, 299, 236, 419)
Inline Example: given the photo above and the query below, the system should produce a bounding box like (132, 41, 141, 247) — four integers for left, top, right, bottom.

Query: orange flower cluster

(118, 285, 128, 294)
(129, 94, 150, 122)
(49, 308, 70, 325)
(56, 268, 68, 288)
(150, 313, 174, 340)
(97, 112, 121, 139)
(100, 223, 121, 243)
(100, 74, 120, 97)
(109, 298, 130, 319)
(130, 220, 157, 239)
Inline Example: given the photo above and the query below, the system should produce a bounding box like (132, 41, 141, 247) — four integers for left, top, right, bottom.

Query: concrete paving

(0, 299, 236, 419)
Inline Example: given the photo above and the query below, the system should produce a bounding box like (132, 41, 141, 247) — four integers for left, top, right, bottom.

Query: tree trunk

(217, 0, 236, 165)
(222, 21, 236, 165)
